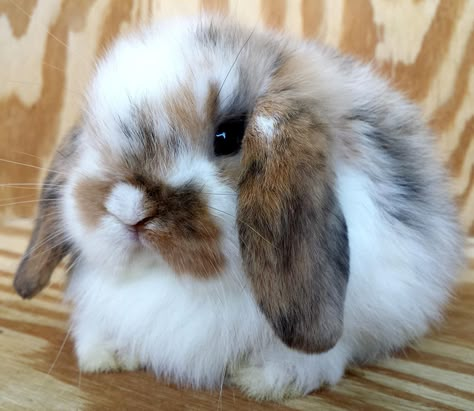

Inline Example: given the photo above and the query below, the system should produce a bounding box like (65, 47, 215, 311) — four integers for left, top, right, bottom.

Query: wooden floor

(0, 219, 473, 411)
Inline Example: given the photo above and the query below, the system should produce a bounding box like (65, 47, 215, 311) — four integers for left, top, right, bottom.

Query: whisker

(0, 194, 36, 202)
(0, 199, 57, 208)
(218, 370, 224, 411)
(44, 253, 78, 385)
(0, 184, 60, 195)
(48, 325, 72, 375)
(12, 150, 45, 162)
(216, 25, 257, 101)
(200, 191, 237, 196)
(43, 251, 80, 294)
(9, 0, 77, 57)
(207, 205, 276, 249)
(38, 210, 64, 220)
(196, 183, 237, 197)
(78, 368, 82, 390)
(23, 229, 67, 259)
(62, 254, 81, 277)
(0, 158, 68, 178)
(43, 61, 69, 75)
(0, 185, 42, 191)
(0, 183, 60, 187)
(212, 283, 226, 310)
(207, 206, 235, 218)
(3, 151, 90, 181)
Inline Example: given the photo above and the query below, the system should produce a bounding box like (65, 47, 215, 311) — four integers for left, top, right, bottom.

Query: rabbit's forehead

(84, 27, 255, 155)
(88, 22, 247, 113)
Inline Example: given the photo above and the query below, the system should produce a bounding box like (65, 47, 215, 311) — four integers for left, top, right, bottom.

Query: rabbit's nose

(130, 216, 155, 233)
(105, 182, 147, 226)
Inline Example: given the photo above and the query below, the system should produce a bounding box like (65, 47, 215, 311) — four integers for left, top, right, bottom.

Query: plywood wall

(0, 0, 473, 235)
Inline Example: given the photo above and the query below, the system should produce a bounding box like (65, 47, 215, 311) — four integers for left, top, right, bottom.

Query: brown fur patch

(74, 178, 111, 228)
(128, 178, 225, 278)
(164, 82, 219, 147)
(153, 225, 224, 278)
(145, 81, 217, 161)
(205, 83, 219, 124)
(165, 85, 200, 138)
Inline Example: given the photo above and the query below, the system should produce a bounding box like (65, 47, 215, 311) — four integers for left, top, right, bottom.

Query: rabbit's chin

(64, 216, 149, 276)
(69, 229, 178, 280)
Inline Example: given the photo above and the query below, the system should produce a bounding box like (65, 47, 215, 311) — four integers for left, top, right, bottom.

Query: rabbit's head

(14, 16, 349, 354)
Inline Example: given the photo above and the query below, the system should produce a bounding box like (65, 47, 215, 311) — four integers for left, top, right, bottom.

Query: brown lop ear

(13, 129, 79, 299)
(238, 95, 349, 354)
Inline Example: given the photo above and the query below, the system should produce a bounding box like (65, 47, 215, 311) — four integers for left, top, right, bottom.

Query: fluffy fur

(14, 15, 463, 400)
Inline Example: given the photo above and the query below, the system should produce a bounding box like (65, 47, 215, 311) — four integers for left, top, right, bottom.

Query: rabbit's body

(67, 161, 459, 399)
(14, 16, 463, 400)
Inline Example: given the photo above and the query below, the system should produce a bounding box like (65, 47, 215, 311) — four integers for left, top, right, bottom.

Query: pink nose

(128, 216, 153, 239)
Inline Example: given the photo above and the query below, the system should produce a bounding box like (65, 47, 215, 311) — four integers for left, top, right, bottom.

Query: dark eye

(213, 116, 247, 156)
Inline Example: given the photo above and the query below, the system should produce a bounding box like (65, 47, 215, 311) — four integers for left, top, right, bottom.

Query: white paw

(77, 346, 140, 373)
(78, 345, 120, 373)
(116, 351, 141, 371)
(229, 363, 304, 401)
(228, 347, 347, 400)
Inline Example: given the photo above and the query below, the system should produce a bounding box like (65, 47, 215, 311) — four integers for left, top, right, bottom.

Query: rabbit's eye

(214, 117, 246, 156)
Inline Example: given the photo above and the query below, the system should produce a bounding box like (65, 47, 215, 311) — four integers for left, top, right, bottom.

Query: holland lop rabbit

(14, 16, 463, 400)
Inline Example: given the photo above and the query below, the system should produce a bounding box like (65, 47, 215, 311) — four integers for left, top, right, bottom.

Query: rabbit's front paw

(77, 344, 120, 373)
(228, 342, 347, 400)
(76, 341, 140, 373)
(229, 362, 303, 401)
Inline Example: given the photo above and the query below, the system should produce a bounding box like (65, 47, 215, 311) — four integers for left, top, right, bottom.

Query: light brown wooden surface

(0, 219, 473, 410)
(0, 0, 473, 235)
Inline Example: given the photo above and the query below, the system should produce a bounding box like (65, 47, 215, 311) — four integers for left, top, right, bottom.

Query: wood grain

(0, 219, 473, 410)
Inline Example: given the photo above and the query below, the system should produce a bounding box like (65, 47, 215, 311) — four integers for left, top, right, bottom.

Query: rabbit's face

(64, 18, 277, 276)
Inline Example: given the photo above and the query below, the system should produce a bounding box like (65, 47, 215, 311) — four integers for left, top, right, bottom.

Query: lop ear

(13, 129, 79, 299)
(238, 95, 349, 354)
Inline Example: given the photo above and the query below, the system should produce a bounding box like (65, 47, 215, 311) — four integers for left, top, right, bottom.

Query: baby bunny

(14, 15, 463, 400)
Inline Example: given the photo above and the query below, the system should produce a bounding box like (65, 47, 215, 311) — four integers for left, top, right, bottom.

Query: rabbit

(13, 15, 464, 400)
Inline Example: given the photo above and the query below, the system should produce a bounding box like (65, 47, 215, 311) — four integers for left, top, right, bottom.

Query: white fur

(68, 259, 269, 388)
(105, 183, 146, 226)
(254, 115, 276, 140)
(61, 16, 463, 400)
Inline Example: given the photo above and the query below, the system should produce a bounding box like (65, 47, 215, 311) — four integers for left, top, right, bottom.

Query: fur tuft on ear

(238, 93, 349, 354)
(13, 129, 79, 299)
